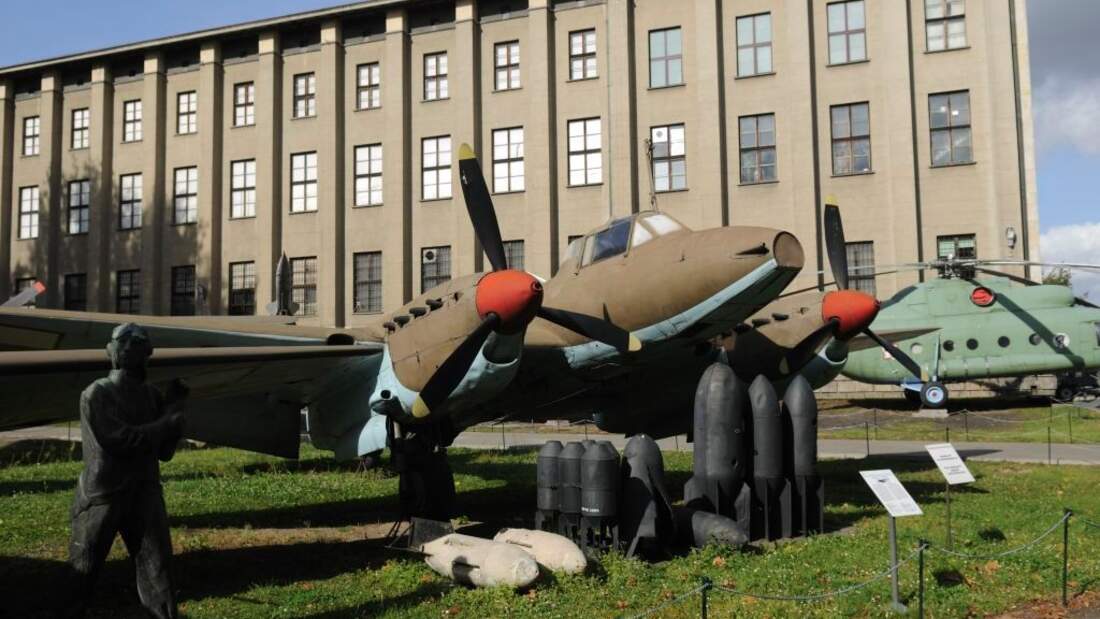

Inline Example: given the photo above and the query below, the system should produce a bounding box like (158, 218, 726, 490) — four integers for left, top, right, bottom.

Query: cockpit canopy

(564, 212, 690, 268)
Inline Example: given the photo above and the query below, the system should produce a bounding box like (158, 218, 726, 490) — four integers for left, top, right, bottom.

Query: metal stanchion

(888, 516, 907, 613)
(865, 422, 871, 457)
(918, 540, 926, 619)
(945, 482, 953, 549)
(964, 411, 969, 441)
(1048, 426, 1053, 465)
(700, 577, 711, 619)
(1068, 409, 1074, 444)
(501, 424, 506, 450)
(945, 426, 950, 444)
(1063, 508, 1072, 607)
(874, 408, 878, 440)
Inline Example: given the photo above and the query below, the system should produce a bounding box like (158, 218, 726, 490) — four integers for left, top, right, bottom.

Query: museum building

(0, 0, 1038, 327)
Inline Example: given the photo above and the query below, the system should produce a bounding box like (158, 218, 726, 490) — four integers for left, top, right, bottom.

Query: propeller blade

(862, 327, 927, 382)
(412, 313, 501, 418)
(457, 143, 508, 272)
(823, 203, 849, 290)
(780, 318, 840, 376)
(2, 281, 46, 308)
(537, 306, 641, 352)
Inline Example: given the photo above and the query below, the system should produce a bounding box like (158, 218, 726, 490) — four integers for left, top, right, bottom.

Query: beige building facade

(0, 0, 1039, 328)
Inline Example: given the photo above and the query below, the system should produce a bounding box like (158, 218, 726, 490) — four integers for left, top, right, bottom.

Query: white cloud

(1034, 77, 1100, 155)
(1040, 222, 1100, 301)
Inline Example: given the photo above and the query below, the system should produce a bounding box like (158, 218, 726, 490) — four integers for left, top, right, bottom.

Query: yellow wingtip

(628, 334, 642, 353)
(459, 143, 476, 160)
(412, 397, 431, 419)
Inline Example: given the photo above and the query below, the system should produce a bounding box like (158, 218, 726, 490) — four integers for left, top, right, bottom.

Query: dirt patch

(992, 590, 1100, 618)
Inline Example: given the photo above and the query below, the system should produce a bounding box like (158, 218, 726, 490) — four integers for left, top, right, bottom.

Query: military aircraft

(0, 145, 885, 517)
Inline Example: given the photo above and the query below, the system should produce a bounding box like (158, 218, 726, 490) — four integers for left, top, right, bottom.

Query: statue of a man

(64, 323, 187, 619)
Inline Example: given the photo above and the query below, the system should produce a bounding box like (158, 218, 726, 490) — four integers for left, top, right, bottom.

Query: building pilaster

(199, 42, 224, 313)
(0, 81, 12, 300)
(319, 20, 346, 327)
(256, 31, 283, 313)
(383, 9, 412, 304)
(40, 71, 62, 308)
(140, 52, 167, 314)
(87, 63, 114, 310)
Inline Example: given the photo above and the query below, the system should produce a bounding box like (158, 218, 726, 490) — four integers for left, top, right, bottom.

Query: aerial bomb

(557, 441, 584, 539)
(580, 440, 620, 549)
(493, 528, 587, 574)
(535, 440, 562, 531)
(619, 434, 675, 559)
(683, 363, 751, 534)
(674, 506, 749, 549)
(750, 375, 792, 541)
(784, 375, 824, 535)
(422, 533, 540, 588)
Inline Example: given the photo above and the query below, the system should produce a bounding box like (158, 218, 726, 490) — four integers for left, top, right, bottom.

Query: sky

(0, 0, 1097, 296)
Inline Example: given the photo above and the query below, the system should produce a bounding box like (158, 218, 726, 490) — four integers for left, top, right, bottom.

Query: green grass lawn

(819, 403, 1100, 445)
(3, 439, 1100, 618)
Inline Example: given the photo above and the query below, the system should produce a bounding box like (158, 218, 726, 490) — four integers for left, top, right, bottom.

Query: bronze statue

(64, 323, 187, 619)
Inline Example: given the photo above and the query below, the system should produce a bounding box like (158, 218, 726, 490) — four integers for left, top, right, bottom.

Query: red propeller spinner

(821, 289, 880, 340)
(475, 270, 544, 334)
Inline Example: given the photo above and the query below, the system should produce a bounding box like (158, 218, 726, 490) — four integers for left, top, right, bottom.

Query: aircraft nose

(822, 289, 880, 339)
(475, 270, 544, 334)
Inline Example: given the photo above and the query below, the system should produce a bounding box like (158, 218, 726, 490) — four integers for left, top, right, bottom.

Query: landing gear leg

(389, 419, 457, 522)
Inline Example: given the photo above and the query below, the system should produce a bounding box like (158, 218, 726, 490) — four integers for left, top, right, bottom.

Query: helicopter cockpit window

(582, 217, 632, 266)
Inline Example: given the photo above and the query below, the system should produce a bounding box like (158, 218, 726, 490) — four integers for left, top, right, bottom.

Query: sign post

(925, 443, 975, 549)
(861, 469, 922, 614)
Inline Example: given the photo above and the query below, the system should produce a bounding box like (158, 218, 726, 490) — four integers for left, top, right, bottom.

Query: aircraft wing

(0, 343, 383, 458)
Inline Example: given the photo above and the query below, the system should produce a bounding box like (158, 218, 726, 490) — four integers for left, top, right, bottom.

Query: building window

(421, 136, 452, 200)
(290, 152, 318, 213)
(119, 173, 143, 230)
(123, 100, 142, 142)
(234, 82, 255, 127)
(424, 52, 448, 101)
(230, 159, 257, 218)
(171, 265, 196, 316)
(736, 13, 772, 77)
(354, 144, 383, 207)
(937, 234, 976, 260)
(650, 124, 686, 192)
(14, 277, 38, 307)
(929, 91, 972, 166)
(353, 251, 383, 314)
(72, 108, 90, 149)
(357, 62, 381, 110)
(830, 102, 871, 175)
(568, 118, 602, 186)
(648, 27, 683, 88)
(569, 29, 597, 80)
(18, 186, 39, 239)
(177, 91, 197, 134)
(64, 273, 87, 311)
(293, 73, 316, 118)
(116, 269, 141, 314)
(421, 246, 451, 293)
(291, 256, 317, 316)
(738, 114, 777, 184)
(827, 1, 867, 65)
(846, 241, 876, 296)
(23, 116, 40, 156)
(492, 127, 525, 193)
(68, 179, 91, 235)
(173, 167, 198, 224)
(228, 261, 256, 316)
(495, 41, 521, 91)
(503, 240, 524, 272)
(926, 0, 966, 51)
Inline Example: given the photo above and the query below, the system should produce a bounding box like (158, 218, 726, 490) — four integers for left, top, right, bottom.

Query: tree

(1043, 267, 1071, 287)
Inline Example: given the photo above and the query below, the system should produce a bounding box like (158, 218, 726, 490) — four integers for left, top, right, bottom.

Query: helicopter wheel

(920, 382, 948, 409)
(1055, 382, 1077, 402)
(903, 389, 922, 406)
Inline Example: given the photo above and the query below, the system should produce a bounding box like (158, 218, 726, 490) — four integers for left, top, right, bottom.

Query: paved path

(7, 425, 1099, 466)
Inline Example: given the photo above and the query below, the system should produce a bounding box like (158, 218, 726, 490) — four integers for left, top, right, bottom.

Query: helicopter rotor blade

(971, 266, 1098, 309)
(457, 143, 509, 272)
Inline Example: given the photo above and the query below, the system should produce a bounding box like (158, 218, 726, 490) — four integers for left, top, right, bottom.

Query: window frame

(228, 261, 257, 316)
(567, 117, 602, 187)
(827, 0, 868, 66)
(492, 127, 525, 194)
(648, 27, 684, 89)
(420, 245, 452, 293)
(292, 72, 317, 119)
(929, 90, 973, 167)
(116, 269, 141, 314)
(503, 240, 525, 272)
(357, 62, 381, 110)
(354, 144, 384, 208)
(738, 113, 777, 184)
(845, 241, 877, 296)
(290, 151, 319, 213)
(67, 179, 91, 235)
(119, 173, 143, 230)
(234, 82, 255, 127)
(736, 13, 773, 78)
(176, 91, 198, 135)
(170, 265, 197, 316)
(353, 251, 383, 314)
(172, 166, 199, 225)
(830, 102, 872, 176)
(650, 123, 687, 192)
(290, 256, 318, 316)
(925, 0, 967, 52)
(22, 116, 40, 156)
(18, 186, 40, 240)
(423, 52, 449, 101)
(230, 159, 257, 219)
(421, 135, 453, 201)
(123, 100, 143, 142)
(569, 29, 598, 80)
(71, 108, 90, 150)
(494, 40, 521, 91)
(936, 233, 976, 260)
(64, 273, 88, 311)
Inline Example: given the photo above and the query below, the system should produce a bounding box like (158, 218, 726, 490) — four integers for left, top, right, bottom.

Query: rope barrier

(623, 584, 708, 619)
(927, 512, 1070, 560)
(1079, 516, 1100, 531)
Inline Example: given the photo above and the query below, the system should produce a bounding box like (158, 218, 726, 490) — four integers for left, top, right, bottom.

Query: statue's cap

(111, 322, 150, 342)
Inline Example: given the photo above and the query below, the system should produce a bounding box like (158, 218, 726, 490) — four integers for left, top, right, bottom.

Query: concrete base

(913, 409, 949, 419)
